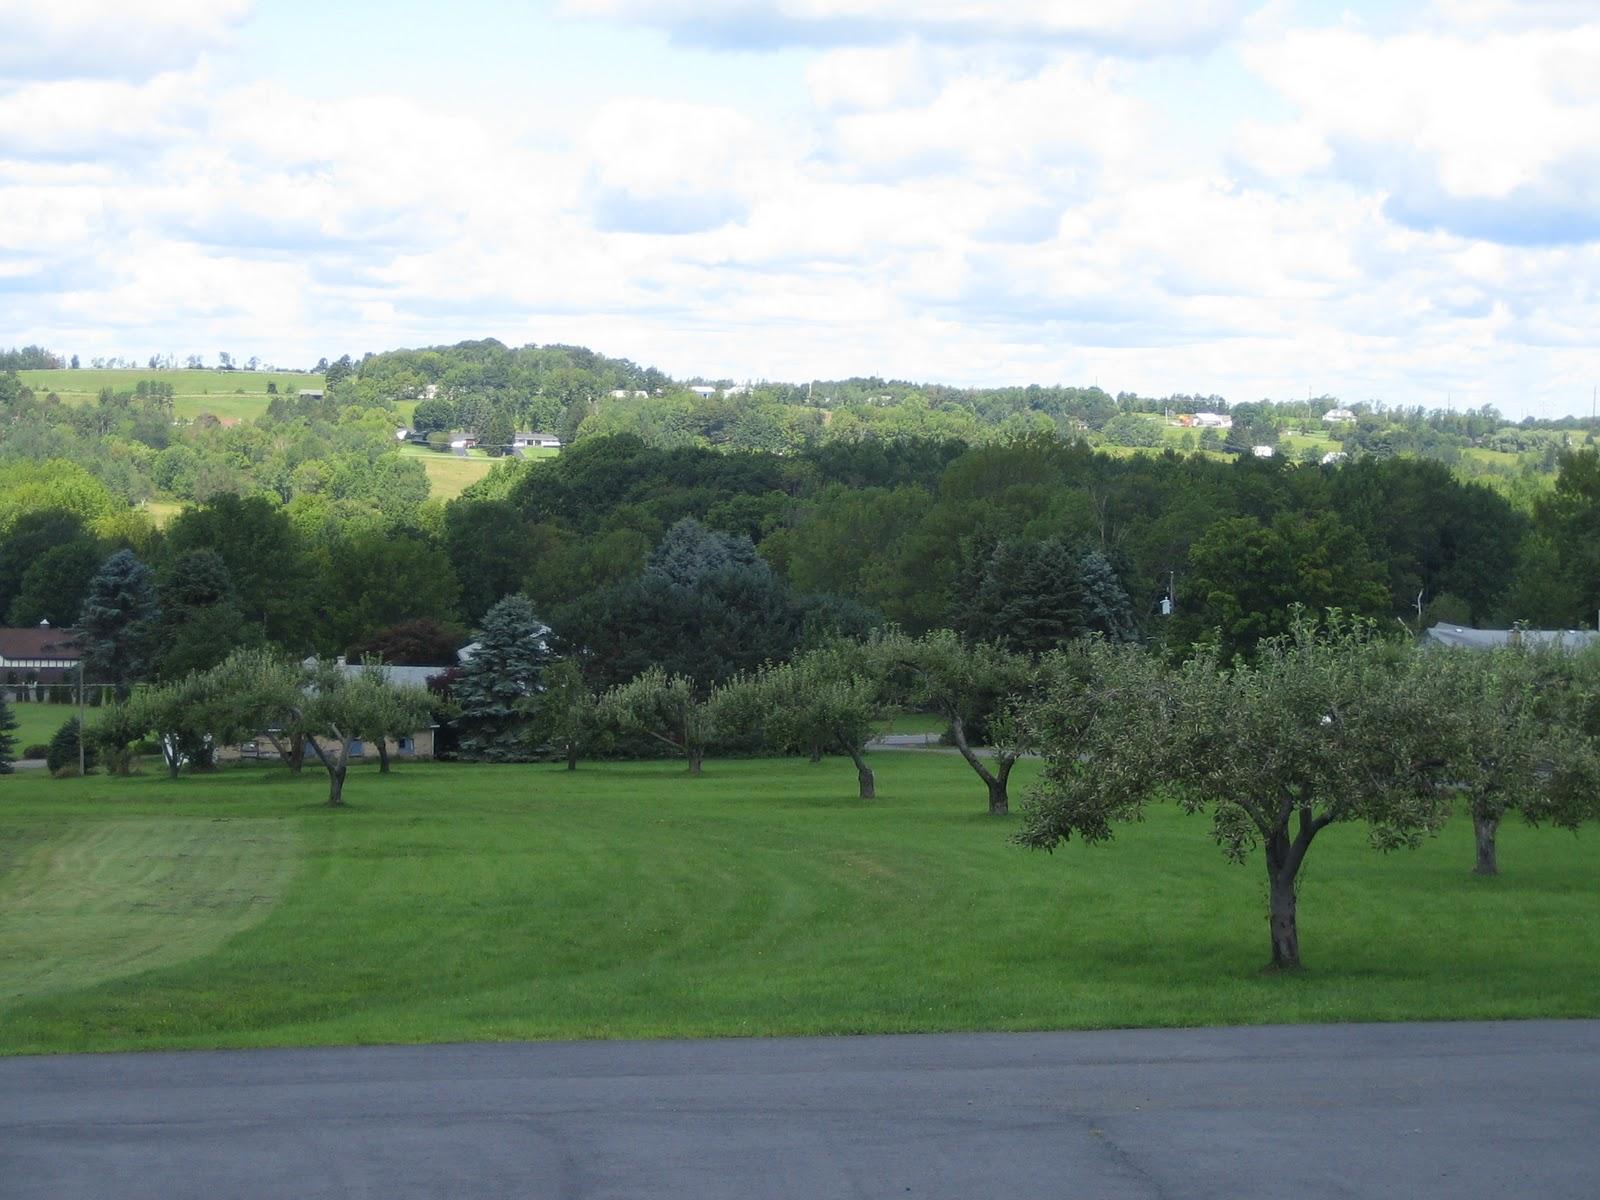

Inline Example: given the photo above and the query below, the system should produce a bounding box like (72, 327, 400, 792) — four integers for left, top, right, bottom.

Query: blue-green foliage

(453, 594, 552, 762)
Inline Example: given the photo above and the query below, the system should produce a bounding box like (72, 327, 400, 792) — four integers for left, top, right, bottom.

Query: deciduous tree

(1018, 616, 1447, 971)
(870, 629, 1035, 813)
(601, 666, 717, 775)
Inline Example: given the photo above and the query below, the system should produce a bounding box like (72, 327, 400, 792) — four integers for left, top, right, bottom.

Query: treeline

(0, 346, 64, 371)
(15, 426, 1600, 706)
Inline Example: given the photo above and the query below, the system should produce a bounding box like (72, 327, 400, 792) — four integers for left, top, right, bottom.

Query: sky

(1, 1, 1598, 418)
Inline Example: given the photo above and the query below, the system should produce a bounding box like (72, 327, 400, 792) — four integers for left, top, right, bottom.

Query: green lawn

(1, 755, 1595, 1055)
(17, 368, 322, 422)
(6, 702, 78, 757)
(399, 445, 497, 501)
(876, 712, 948, 737)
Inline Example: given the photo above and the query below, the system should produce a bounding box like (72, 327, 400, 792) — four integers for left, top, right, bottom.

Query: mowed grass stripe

(0, 817, 300, 1009)
(0, 755, 1596, 1054)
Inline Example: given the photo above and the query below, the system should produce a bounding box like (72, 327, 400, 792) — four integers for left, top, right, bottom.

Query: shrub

(46, 718, 98, 775)
(22, 743, 49, 760)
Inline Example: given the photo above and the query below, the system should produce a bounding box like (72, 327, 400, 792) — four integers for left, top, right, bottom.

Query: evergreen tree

(646, 517, 764, 588)
(1075, 550, 1138, 642)
(454, 594, 552, 761)
(0, 695, 16, 774)
(156, 548, 255, 679)
(77, 549, 160, 698)
(46, 716, 97, 775)
(956, 538, 1085, 655)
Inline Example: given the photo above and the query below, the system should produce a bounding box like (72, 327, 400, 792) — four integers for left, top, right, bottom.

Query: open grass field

(6, 702, 78, 757)
(1, 754, 1596, 1056)
(17, 368, 322, 422)
(399, 445, 497, 501)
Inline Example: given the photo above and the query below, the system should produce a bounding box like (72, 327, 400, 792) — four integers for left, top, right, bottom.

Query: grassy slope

(18, 368, 322, 422)
(1, 755, 1595, 1055)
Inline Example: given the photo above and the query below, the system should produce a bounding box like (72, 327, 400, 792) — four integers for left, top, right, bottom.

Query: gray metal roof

(1424, 624, 1600, 651)
(303, 658, 450, 687)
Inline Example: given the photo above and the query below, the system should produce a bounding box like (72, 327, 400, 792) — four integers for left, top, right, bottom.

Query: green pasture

(1, 754, 1595, 1055)
(17, 368, 322, 422)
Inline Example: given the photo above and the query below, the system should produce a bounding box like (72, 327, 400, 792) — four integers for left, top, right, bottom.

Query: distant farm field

(399, 445, 497, 500)
(17, 368, 323, 422)
(1, 755, 1595, 1056)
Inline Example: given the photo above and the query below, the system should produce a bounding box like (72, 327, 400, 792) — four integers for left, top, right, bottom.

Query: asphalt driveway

(3, 1021, 1596, 1199)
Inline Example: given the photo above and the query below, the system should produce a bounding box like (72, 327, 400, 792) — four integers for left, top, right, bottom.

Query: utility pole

(77, 657, 85, 776)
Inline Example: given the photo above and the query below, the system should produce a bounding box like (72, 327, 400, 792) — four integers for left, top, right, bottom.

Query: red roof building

(0, 623, 80, 685)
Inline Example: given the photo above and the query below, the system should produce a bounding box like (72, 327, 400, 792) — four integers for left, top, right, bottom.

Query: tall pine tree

(454, 594, 552, 761)
(77, 550, 160, 699)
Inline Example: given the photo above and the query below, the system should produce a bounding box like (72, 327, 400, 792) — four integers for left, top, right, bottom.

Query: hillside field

(1, 753, 1595, 1056)
(18, 368, 323, 422)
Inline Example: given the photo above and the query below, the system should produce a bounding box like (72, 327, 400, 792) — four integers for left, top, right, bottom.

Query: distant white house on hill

(1190, 412, 1232, 429)
(1322, 407, 1357, 423)
(512, 432, 562, 450)
(1252, 445, 1275, 458)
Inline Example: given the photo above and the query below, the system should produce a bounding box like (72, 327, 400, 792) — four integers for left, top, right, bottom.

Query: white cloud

(3, 1, 1600, 418)
(1240, 21, 1600, 243)
(0, 0, 251, 81)
(563, 0, 1249, 54)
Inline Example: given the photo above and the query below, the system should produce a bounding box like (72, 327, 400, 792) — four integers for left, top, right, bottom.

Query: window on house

(398, 737, 414, 755)
(349, 739, 364, 756)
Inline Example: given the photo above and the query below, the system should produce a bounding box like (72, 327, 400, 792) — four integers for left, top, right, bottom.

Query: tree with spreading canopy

(869, 628, 1035, 814)
(1017, 616, 1448, 971)
(600, 666, 718, 776)
(532, 657, 605, 770)
(1427, 644, 1600, 876)
(345, 663, 436, 774)
(722, 645, 886, 798)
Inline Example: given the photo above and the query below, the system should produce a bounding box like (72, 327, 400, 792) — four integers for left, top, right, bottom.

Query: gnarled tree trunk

(843, 741, 875, 799)
(950, 715, 1015, 815)
(305, 733, 349, 807)
(1473, 810, 1499, 876)
(566, 743, 578, 771)
(377, 739, 390, 774)
(688, 746, 703, 776)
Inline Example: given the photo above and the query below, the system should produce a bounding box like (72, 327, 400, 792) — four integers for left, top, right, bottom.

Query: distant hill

(17, 368, 324, 422)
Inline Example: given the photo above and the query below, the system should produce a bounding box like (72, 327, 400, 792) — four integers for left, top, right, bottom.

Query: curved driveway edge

(3, 1020, 1597, 1199)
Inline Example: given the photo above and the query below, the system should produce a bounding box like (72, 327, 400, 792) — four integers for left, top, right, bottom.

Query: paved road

(3, 1022, 1596, 1199)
